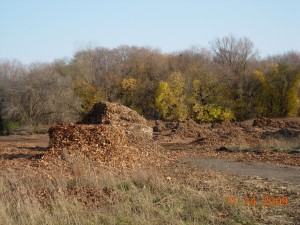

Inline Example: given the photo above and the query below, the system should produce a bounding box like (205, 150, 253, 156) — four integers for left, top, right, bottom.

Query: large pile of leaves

(46, 102, 167, 169)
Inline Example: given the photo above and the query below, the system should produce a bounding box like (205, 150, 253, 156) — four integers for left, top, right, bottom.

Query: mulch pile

(156, 119, 260, 147)
(156, 118, 300, 166)
(171, 120, 204, 138)
(45, 102, 168, 169)
(157, 118, 300, 147)
(253, 117, 300, 129)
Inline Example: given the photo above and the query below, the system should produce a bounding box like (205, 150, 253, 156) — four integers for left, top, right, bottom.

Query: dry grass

(0, 165, 245, 224)
(257, 137, 300, 152)
(226, 136, 300, 154)
(0, 159, 298, 225)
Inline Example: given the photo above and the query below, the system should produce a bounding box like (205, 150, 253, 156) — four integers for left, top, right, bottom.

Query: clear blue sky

(0, 0, 299, 64)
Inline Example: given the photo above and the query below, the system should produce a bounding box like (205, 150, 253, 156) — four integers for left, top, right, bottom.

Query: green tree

(246, 70, 269, 117)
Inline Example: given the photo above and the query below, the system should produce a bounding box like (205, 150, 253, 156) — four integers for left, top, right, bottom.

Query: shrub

(2, 120, 22, 135)
(192, 103, 235, 122)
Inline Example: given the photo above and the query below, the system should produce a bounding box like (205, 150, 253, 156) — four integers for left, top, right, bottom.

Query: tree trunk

(0, 109, 3, 135)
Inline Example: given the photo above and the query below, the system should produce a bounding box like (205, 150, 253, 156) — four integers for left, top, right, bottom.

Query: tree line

(0, 35, 300, 134)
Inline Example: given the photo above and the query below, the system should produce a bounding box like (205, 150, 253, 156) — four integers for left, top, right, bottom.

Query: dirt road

(0, 134, 48, 147)
(184, 157, 300, 186)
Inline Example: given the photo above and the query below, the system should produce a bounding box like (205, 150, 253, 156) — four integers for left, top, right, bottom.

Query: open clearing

(1, 134, 299, 187)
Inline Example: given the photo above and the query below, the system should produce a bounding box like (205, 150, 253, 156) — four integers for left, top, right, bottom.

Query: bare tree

(267, 51, 300, 69)
(3, 63, 81, 126)
(211, 35, 258, 81)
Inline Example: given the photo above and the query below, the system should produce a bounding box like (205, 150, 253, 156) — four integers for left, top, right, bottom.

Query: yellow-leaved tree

(155, 82, 172, 120)
(155, 72, 188, 121)
(73, 78, 101, 114)
(248, 64, 300, 117)
(286, 69, 300, 116)
(121, 78, 138, 110)
(189, 79, 234, 122)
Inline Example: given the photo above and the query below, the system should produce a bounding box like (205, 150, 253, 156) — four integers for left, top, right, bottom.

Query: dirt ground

(0, 134, 48, 147)
(184, 157, 300, 186)
(0, 131, 299, 187)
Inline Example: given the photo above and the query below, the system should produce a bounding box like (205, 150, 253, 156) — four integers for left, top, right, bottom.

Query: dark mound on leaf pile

(79, 101, 147, 126)
(47, 102, 166, 169)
